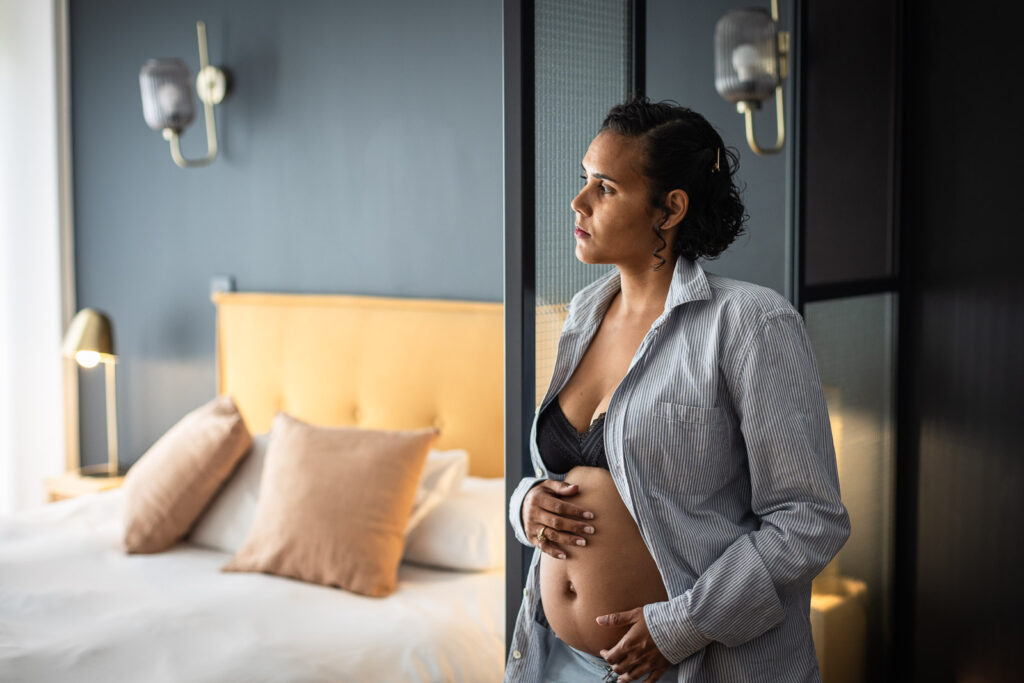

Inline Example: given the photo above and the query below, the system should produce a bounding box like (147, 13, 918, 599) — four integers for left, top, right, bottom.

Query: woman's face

(570, 131, 664, 268)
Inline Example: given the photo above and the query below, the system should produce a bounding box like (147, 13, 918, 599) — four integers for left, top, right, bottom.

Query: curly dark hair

(601, 95, 748, 267)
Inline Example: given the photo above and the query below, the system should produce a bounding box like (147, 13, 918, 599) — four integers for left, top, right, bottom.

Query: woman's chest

(543, 310, 740, 469)
(558, 319, 652, 428)
(561, 313, 731, 415)
(593, 318, 742, 501)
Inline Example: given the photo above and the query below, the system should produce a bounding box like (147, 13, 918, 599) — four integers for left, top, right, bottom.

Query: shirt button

(523, 587, 530, 597)
(513, 650, 522, 660)
(535, 469, 543, 478)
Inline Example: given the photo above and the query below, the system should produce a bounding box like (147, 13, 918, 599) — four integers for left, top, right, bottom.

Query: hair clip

(712, 147, 721, 173)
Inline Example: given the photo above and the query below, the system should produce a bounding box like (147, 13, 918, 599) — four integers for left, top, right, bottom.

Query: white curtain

(0, 0, 66, 513)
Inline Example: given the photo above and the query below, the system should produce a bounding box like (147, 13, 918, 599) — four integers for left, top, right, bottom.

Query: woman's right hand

(521, 480, 596, 559)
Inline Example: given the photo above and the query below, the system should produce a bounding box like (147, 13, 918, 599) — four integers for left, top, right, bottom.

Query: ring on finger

(536, 525, 548, 544)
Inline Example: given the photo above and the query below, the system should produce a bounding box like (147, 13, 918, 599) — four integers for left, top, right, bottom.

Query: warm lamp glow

(62, 308, 115, 360)
(75, 350, 101, 368)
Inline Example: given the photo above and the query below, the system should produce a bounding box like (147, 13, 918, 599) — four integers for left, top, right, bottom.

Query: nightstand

(45, 470, 126, 502)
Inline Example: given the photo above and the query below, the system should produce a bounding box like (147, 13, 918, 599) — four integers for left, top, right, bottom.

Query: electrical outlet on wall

(210, 274, 236, 296)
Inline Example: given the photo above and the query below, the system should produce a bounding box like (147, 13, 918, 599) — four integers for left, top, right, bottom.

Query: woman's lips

(574, 227, 590, 238)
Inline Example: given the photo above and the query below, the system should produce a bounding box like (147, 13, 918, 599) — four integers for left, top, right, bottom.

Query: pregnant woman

(505, 96, 851, 682)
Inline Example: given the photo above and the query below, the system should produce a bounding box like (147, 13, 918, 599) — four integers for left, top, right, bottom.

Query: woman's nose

(571, 187, 591, 217)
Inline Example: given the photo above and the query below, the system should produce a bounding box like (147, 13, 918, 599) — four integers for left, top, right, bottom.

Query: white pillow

(189, 436, 468, 555)
(404, 448, 468, 535)
(189, 433, 269, 553)
(402, 476, 505, 571)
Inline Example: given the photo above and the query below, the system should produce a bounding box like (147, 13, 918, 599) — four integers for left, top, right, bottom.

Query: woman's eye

(579, 174, 612, 195)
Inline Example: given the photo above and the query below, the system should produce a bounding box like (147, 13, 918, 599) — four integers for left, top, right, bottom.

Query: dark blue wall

(647, 0, 795, 297)
(71, 0, 503, 467)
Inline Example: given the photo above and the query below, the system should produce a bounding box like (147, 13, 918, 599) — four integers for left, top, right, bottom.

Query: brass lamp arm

(163, 21, 226, 169)
(741, 85, 786, 155)
(164, 98, 218, 168)
(105, 360, 118, 476)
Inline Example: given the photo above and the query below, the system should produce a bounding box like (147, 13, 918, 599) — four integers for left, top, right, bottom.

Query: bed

(0, 292, 506, 683)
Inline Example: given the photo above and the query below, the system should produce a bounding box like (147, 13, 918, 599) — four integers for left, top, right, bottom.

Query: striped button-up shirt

(506, 256, 850, 682)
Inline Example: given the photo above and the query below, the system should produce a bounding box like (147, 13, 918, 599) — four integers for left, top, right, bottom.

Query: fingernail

(597, 617, 607, 626)
(583, 511, 594, 519)
(576, 539, 586, 546)
(558, 553, 566, 560)
(599, 649, 608, 656)
(584, 526, 595, 534)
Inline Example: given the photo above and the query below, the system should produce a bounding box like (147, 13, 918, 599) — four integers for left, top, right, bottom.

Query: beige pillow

(123, 394, 251, 553)
(222, 413, 438, 597)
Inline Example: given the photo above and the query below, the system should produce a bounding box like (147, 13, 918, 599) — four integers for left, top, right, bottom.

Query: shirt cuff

(509, 476, 545, 547)
(643, 600, 711, 665)
(642, 533, 787, 663)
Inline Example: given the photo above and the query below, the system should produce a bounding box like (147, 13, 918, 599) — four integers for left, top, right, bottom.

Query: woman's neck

(612, 256, 677, 321)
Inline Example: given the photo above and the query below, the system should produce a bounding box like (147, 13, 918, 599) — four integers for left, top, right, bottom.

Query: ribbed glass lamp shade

(714, 8, 779, 105)
(139, 58, 195, 132)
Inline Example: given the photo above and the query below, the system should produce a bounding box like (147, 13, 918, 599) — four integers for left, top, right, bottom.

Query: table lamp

(62, 308, 122, 477)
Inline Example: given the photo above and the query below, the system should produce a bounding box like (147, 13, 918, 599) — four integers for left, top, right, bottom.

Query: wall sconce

(62, 308, 122, 477)
(139, 21, 228, 168)
(714, 0, 789, 155)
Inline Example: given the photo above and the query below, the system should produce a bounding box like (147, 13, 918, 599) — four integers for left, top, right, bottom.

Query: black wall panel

(901, 0, 1024, 679)
(802, 0, 898, 287)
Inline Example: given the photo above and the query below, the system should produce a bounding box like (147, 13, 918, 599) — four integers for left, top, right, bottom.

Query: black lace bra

(536, 396, 609, 474)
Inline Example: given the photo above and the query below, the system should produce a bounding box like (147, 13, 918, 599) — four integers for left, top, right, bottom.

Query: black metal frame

(891, 1, 915, 680)
(503, 0, 534, 656)
(790, 0, 804, 311)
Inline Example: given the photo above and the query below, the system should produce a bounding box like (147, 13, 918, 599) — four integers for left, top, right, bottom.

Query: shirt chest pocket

(647, 402, 737, 495)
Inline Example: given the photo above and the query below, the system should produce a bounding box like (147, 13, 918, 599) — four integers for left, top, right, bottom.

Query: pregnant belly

(539, 466, 669, 657)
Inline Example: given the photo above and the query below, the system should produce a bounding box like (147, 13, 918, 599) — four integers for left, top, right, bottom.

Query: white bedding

(0, 491, 505, 682)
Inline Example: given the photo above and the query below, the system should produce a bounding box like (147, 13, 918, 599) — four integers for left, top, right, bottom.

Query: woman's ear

(660, 189, 689, 231)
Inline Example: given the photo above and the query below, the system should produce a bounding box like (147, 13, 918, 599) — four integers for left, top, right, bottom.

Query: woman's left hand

(596, 606, 671, 682)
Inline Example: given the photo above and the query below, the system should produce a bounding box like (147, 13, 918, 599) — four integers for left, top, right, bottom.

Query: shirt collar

(565, 257, 712, 330)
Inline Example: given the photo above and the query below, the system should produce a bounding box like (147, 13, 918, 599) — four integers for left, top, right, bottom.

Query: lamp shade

(714, 8, 779, 105)
(139, 58, 195, 132)
(63, 308, 116, 367)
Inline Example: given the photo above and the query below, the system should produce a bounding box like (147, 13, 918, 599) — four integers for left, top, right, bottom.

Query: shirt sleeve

(643, 310, 852, 664)
(509, 476, 546, 547)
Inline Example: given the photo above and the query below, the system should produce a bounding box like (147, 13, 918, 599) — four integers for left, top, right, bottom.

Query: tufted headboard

(212, 292, 504, 478)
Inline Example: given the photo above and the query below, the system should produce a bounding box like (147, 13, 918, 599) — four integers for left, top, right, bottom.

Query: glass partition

(804, 292, 897, 683)
(534, 0, 632, 405)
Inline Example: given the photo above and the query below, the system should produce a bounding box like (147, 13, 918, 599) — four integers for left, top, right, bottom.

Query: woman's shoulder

(695, 272, 803, 359)
(702, 271, 798, 322)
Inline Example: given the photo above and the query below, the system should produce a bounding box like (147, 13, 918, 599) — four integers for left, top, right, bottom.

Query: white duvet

(0, 491, 505, 682)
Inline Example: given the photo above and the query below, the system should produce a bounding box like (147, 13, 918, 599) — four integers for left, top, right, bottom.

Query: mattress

(0, 491, 505, 682)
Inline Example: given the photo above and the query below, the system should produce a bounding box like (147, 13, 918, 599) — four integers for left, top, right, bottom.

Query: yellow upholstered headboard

(213, 292, 504, 478)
